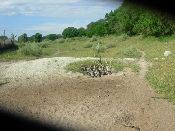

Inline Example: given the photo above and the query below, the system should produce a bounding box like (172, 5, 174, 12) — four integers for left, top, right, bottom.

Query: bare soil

(0, 56, 175, 131)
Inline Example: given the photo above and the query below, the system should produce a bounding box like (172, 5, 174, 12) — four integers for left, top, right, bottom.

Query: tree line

(18, 0, 175, 43)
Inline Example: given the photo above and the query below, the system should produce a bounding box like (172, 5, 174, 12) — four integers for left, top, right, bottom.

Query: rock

(164, 51, 172, 57)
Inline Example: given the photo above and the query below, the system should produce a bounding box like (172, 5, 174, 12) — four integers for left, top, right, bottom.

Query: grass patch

(90, 36, 98, 42)
(112, 61, 125, 72)
(83, 43, 93, 48)
(106, 43, 116, 49)
(65, 60, 95, 73)
(146, 57, 175, 102)
(65, 59, 140, 74)
(119, 46, 142, 58)
(129, 63, 140, 73)
(18, 43, 43, 57)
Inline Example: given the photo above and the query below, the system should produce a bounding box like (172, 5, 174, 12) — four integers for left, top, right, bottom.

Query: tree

(18, 33, 28, 43)
(86, 19, 107, 37)
(28, 35, 35, 42)
(77, 27, 86, 37)
(44, 34, 58, 41)
(103, 0, 175, 37)
(57, 34, 63, 39)
(62, 27, 79, 38)
(34, 33, 42, 43)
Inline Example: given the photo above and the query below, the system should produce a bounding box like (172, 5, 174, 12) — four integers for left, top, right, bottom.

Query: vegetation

(18, 33, 28, 43)
(119, 46, 142, 58)
(43, 34, 59, 41)
(77, 27, 86, 37)
(86, 19, 107, 37)
(62, 27, 79, 38)
(65, 59, 140, 73)
(147, 58, 175, 102)
(34, 33, 42, 43)
(18, 43, 43, 57)
(1, 0, 175, 104)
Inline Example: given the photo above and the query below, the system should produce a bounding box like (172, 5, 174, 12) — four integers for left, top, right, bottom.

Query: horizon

(0, 0, 123, 37)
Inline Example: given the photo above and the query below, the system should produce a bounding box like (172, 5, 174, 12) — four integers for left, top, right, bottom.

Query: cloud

(0, 0, 123, 36)
(0, 0, 122, 17)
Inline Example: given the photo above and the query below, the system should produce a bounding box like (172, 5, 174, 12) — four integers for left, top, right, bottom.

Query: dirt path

(0, 56, 175, 131)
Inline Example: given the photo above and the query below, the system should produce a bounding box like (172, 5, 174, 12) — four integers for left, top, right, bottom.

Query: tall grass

(18, 43, 43, 56)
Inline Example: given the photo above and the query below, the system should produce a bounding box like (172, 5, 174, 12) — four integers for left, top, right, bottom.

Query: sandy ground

(0, 56, 175, 131)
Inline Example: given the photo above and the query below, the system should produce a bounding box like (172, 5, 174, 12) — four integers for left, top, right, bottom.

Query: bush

(62, 27, 79, 38)
(58, 39, 65, 43)
(34, 33, 42, 43)
(18, 43, 43, 56)
(92, 43, 106, 53)
(120, 46, 142, 58)
(90, 36, 98, 42)
(106, 43, 116, 49)
(44, 34, 58, 41)
(83, 43, 93, 48)
(18, 33, 28, 43)
(39, 41, 50, 48)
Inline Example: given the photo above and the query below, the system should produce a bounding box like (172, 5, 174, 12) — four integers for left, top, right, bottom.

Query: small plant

(83, 43, 93, 48)
(92, 42, 106, 57)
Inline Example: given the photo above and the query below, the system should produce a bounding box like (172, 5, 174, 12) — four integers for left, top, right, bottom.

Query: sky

(0, 0, 123, 37)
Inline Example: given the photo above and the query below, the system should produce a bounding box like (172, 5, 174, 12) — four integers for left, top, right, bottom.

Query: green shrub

(92, 43, 106, 53)
(34, 33, 42, 43)
(39, 41, 50, 48)
(90, 36, 98, 42)
(62, 27, 79, 38)
(83, 43, 93, 48)
(17, 42, 26, 48)
(58, 39, 65, 43)
(120, 46, 142, 58)
(106, 43, 116, 49)
(18, 43, 43, 56)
